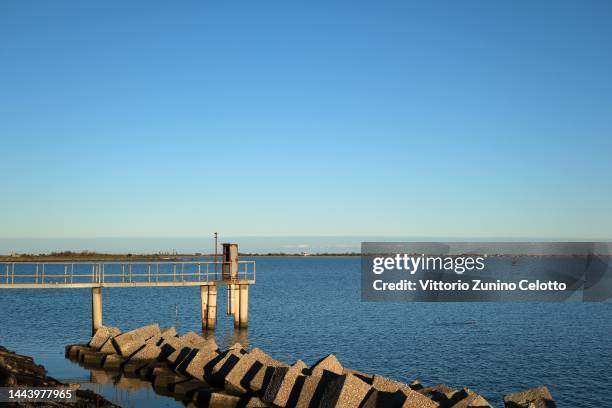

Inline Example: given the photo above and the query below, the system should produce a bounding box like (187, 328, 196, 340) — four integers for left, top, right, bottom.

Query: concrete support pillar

(234, 284, 249, 328)
(202, 285, 217, 330)
(239, 284, 249, 328)
(92, 287, 102, 336)
(227, 284, 236, 315)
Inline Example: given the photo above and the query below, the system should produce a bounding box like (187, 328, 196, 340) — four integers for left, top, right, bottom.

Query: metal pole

(214, 232, 218, 278)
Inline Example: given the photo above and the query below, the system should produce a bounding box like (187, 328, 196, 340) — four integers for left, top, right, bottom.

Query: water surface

(1, 257, 610, 407)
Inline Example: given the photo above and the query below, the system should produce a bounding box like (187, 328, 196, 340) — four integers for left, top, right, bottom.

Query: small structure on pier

(0, 244, 254, 334)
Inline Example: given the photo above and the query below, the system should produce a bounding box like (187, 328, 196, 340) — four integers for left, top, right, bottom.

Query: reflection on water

(67, 327, 251, 408)
(80, 372, 183, 408)
(83, 363, 186, 407)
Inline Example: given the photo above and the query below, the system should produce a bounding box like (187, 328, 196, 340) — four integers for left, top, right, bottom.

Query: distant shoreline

(0, 251, 605, 262)
(0, 252, 362, 262)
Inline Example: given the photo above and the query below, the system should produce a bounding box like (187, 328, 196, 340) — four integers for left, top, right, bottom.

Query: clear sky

(1, 1, 611, 250)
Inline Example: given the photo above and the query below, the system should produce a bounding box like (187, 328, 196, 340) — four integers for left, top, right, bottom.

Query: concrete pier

(92, 287, 102, 335)
(200, 285, 218, 331)
(2, 243, 254, 333)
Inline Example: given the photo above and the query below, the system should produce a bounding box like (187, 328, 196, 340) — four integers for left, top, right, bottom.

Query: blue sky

(1, 1, 611, 250)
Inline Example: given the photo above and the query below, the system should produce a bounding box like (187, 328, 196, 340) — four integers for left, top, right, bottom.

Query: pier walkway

(0, 244, 254, 333)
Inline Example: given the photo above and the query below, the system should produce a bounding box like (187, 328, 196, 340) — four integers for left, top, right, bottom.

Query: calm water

(1, 257, 610, 407)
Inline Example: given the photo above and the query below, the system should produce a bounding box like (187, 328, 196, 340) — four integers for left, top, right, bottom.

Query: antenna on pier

(214, 232, 218, 277)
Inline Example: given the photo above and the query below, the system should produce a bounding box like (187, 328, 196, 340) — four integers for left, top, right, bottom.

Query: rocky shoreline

(0, 345, 117, 407)
(65, 324, 557, 408)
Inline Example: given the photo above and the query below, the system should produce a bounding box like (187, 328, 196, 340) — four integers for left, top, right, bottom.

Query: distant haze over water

(1, 236, 609, 255)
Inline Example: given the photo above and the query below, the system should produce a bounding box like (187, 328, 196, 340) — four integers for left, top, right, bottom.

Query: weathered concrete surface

(89, 325, 122, 350)
(247, 357, 288, 396)
(372, 375, 414, 394)
(81, 350, 109, 366)
(444, 388, 493, 408)
(209, 349, 248, 387)
(503, 386, 556, 408)
(1, 345, 118, 407)
(361, 389, 407, 408)
(225, 348, 283, 396)
(315, 372, 371, 408)
(112, 323, 161, 357)
(65, 344, 89, 359)
(262, 360, 308, 407)
(64, 324, 555, 408)
(310, 354, 344, 375)
(418, 383, 458, 406)
(161, 326, 178, 338)
(184, 348, 220, 381)
(102, 354, 125, 370)
(400, 389, 440, 408)
(343, 367, 374, 384)
(293, 370, 331, 408)
(99, 337, 120, 354)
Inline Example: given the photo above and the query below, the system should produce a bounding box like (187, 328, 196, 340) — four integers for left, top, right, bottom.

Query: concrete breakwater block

(360, 389, 408, 408)
(246, 356, 288, 396)
(99, 337, 120, 354)
(81, 350, 109, 366)
(370, 374, 436, 407)
(443, 388, 493, 408)
(291, 370, 366, 408)
(418, 384, 457, 405)
(89, 326, 122, 350)
(342, 368, 374, 385)
(309, 354, 344, 375)
(418, 385, 493, 408)
(208, 348, 248, 387)
(102, 354, 125, 370)
(261, 360, 308, 406)
(184, 349, 220, 382)
(65, 344, 89, 359)
(188, 390, 270, 408)
(315, 372, 372, 408)
(503, 386, 556, 408)
(290, 370, 373, 408)
(224, 348, 286, 396)
(112, 324, 161, 357)
(64, 324, 554, 408)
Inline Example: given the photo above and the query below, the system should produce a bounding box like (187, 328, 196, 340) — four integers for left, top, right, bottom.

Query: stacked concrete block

(111, 324, 161, 357)
(224, 348, 286, 396)
(102, 353, 125, 370)
(261, 360, 308, 407)
(65, 324, 552, 408)
(503, 386, 556, 408)
(88, 326, 122, 350)
(443, 388, 493, 408)
(418, 383, 459, 406)
(99, 337, 120, 354)
(247, 355, 289, 397)
(183, 348, 220, 382)
(309, 354, 344, 375)
(65, 344, 89, 359)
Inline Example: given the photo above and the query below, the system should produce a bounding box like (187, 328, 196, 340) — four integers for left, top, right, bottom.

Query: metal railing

(0, 260, 255, 287)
